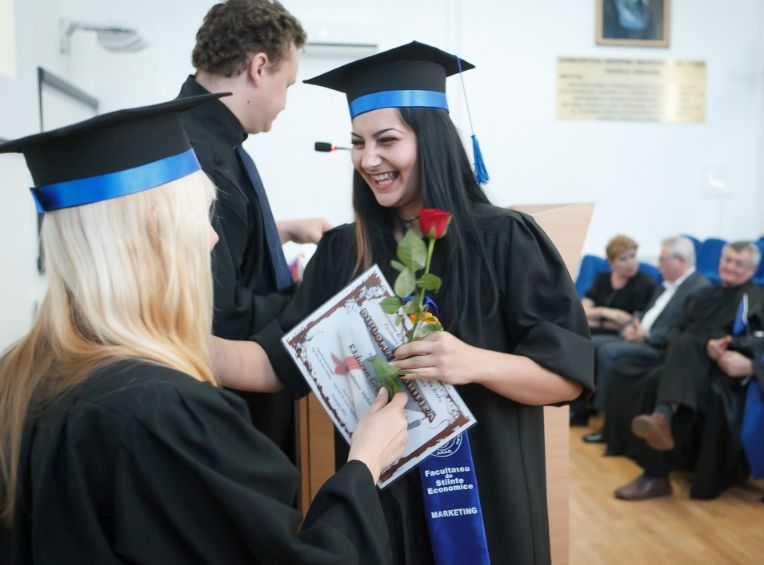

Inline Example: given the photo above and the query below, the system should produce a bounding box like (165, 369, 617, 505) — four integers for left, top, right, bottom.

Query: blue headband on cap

(349, 90, 449, 119)
(30, 148, 201, 213)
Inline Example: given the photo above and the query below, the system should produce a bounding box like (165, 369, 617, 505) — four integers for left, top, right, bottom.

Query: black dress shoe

(583, 427, 605, 443)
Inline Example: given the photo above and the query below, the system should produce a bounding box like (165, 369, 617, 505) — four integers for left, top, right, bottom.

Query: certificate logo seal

(432, 433, 463, 458)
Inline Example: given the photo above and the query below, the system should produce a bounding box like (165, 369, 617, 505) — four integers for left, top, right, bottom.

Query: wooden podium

(509, 202, 595, 565)
(297, 202, 595, 565)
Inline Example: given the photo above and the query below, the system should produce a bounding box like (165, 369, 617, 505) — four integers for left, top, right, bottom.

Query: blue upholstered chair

(638, 262, 663, 285)
(574, 255, 662, 298)
(735, 296, 764, 479)
(742, 378, 764, 479)
(696, 237, 727, 285)
(682, 234, 702, 260)
(574, 255, 610, 298)
(753, 237, 764, 287)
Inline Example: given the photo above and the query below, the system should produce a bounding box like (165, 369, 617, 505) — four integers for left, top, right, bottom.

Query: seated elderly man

(602, 241, 764, 499)
(583, 236, 710, 443)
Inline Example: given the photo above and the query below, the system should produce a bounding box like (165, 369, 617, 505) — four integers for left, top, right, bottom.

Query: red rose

(419, 209, 452, 239)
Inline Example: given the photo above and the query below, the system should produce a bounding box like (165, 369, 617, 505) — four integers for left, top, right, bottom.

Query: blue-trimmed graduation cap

(304, 41, 489, 184)
(0, 93, 227, 212)
(304, 41, 474, 119)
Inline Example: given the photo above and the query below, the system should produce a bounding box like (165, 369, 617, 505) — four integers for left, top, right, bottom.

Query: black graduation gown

(679, 358, 755, 499)
(657, 285, 764, 412)
(255, 203, 594, 565)
(663, 282, 763, 346)
(1, 361, 390, 564)
(177, 77, 296, 459)
(604, 283, 764, 497)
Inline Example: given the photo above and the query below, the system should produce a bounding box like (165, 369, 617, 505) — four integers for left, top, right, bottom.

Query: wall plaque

(557, 57, 705, 123)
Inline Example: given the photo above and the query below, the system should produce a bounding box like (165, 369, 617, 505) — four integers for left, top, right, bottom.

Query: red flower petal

(418, 209, 452, 239)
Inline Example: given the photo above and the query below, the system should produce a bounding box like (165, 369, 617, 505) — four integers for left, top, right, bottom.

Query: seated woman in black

(0, 96, 408, 565)
(582, 235, 656, 336)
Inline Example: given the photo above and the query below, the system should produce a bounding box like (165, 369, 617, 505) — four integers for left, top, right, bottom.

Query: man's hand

(277, 218, 332, 244)
(706, 335, 731, 362)
(717, 350, 754, 378)
(622, 318, 646, 343)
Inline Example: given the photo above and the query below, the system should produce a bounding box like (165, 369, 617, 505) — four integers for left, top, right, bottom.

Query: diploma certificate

(281, 264, 476, 488)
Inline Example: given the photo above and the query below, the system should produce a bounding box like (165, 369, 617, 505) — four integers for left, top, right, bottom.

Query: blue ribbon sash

(419, 432, 490, 565)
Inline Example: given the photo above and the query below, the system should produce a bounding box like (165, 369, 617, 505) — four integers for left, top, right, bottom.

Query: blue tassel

(471, 134, 489, 185)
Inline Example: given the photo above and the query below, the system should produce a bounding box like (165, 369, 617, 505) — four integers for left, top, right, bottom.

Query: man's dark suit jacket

(641, 270, 711, 348)
(596, 270, 709, 419)
(177, 76, 295, 461)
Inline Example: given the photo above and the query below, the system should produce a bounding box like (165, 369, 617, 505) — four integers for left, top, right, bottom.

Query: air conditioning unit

(302, 17, 378, 58)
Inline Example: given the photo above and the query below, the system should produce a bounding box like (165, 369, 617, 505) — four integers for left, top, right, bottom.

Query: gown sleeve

(252, 226, 355, 398)
(499, 212, 594, 392)
(112, 378, 391, 564)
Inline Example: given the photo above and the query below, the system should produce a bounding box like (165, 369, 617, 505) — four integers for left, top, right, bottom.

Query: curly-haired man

(177, 0, 330, 462)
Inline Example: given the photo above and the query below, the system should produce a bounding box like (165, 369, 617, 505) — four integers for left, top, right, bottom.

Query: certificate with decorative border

(282, 264, 476, 488)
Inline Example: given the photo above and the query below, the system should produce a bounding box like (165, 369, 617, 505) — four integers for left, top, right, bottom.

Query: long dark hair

(352, 106, 498, 331)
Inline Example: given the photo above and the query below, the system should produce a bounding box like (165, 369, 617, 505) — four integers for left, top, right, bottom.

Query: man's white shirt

(640, 267, 696, 335)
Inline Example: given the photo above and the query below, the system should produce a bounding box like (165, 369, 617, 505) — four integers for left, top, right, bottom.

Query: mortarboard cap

(304, 40, 489, 185)
(304, 41, 474, 119)
(0, 93, 228, 212)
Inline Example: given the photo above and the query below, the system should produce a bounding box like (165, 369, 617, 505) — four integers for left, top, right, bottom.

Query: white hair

(662, 236, 696, 266)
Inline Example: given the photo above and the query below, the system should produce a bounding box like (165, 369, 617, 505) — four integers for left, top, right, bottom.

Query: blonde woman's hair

(0, 170, 217, 524)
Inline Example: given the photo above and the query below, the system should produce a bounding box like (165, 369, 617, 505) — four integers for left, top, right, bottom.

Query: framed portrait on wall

(596, 0, 670, 47)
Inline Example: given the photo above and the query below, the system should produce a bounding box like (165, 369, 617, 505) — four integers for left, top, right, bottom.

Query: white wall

(0, 0, 46, 352)
(2, 0, 764, 351)
(456, 0, 764, 260)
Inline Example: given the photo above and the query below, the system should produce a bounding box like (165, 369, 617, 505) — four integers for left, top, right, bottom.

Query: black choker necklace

(397, 213, 419, 231)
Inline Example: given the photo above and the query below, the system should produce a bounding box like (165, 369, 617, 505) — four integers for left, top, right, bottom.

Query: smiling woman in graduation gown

(246, 41, 594, 565)
(256, 204, 592, 564)
(206, 42, 593, 564)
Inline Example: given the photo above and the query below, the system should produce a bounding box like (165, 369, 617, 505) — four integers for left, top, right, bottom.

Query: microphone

(315, 141, 350, 152)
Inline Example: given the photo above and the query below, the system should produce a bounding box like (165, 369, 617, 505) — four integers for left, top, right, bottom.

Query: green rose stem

(409, 236, 436, 340)
(373, 209, 450, 398)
